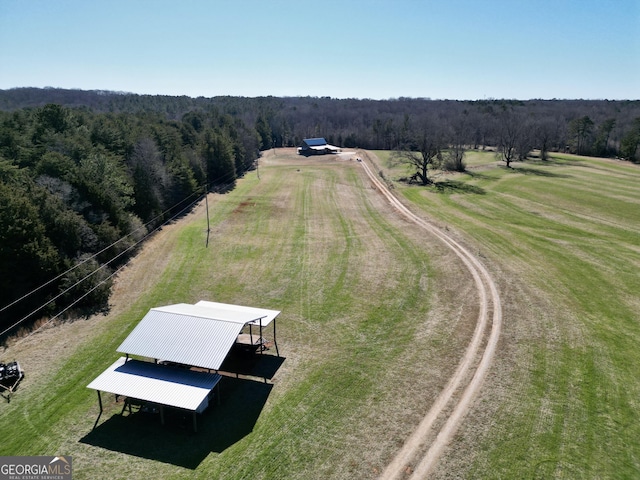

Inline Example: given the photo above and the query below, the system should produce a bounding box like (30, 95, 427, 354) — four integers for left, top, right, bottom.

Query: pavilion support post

(193, 412, 198, 432)
(273, 319, 279, 356)
(160, 405, 165, 425)
(259, 318, 264, 354)
(92, 391, 103, 430)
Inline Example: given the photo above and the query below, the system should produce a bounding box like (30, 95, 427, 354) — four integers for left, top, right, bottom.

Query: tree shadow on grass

(433, 180, 486, 195)
(510, 166, 571, 178)
(464, 170, 494, 181)
(79, 363, 280, 469)
(527, 156, 583, 167)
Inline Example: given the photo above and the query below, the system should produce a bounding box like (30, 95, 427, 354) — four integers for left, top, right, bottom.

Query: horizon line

(1, 86, 638, 103)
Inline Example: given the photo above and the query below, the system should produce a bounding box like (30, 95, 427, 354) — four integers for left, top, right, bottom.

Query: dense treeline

(1, 88, 639, 338)
(2, 88, 640, 160)
(0, 99, 260, 338)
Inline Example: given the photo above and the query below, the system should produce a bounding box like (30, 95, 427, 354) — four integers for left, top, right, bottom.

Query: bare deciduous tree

(392, 119, 443, 185)
(497, 108, 525, 168)
(534, 117, 561, 161)
(442, 116, 468, 172)
(442, 144, 466, 172)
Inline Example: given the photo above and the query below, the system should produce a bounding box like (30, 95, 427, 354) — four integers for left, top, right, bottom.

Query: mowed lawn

(373, 149, 640, 478)
(2, 148, 638, 479)
(0, 149, 477, 479)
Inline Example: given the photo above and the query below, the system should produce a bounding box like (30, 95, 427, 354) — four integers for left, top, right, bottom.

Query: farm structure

(87, 301, 280, 431)
(297, 137, 341, 156)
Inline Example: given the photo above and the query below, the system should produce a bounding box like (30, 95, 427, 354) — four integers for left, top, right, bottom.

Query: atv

(0, 361, 25, 402)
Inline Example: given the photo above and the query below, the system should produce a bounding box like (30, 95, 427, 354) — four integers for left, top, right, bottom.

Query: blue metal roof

(303, 138, 327, 147)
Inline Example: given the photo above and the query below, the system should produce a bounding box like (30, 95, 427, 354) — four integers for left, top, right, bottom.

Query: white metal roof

(154, 303, 266, 324)
(308, 144, 340, 150)
(117, 307, 243, 370)
(87, 357, 221, 413)
(116, 302, 279, 370)
(195, 300, 280, 327)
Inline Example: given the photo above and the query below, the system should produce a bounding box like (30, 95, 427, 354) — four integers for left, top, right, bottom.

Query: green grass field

(374, 149, 640, 478)
(1, 149, 639, 478)
(0, 151, 475, 479)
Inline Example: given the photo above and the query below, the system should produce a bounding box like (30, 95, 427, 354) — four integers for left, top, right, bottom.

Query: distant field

(372, 149, 640, 478)
(0, 148, 638, 479)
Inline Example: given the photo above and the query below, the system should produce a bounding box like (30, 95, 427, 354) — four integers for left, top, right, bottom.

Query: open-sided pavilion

(87, 301, 280, 431)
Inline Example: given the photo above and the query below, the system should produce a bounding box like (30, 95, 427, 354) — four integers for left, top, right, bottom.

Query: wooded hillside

(0, 96, 259, 338)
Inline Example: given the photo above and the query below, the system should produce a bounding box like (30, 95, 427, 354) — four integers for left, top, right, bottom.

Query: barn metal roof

(303, 137, 327, 146)
(116, 302, 279, 370)
(87, 357, 221, 412)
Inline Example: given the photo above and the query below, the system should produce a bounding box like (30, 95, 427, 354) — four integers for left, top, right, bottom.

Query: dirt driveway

(356, 151, 503, 479)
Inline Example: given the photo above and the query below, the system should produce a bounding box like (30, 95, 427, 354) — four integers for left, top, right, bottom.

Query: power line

(0, 187, 207, 338)
(20, 253, 130, 342)
(0, 183, 205, 314)
(0, 158, 250, 337)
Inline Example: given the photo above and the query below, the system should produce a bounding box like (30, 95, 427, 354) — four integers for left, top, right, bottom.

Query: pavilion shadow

(79, 376, 273, 469)
(220, 351, 286, 380)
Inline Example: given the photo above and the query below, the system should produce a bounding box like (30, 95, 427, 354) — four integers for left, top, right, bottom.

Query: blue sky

(1, 0, 638, 100)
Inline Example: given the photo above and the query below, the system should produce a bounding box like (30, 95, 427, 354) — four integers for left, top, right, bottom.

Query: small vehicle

(0, 361, 25, 401)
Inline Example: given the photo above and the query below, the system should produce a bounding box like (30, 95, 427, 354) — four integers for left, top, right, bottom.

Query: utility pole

(204, 179, 211, 247)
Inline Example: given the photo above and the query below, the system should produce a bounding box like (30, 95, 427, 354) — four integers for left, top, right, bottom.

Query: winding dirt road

(356, 152, 503, 479)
